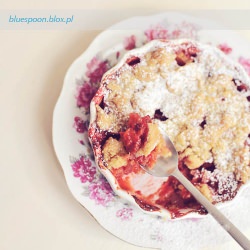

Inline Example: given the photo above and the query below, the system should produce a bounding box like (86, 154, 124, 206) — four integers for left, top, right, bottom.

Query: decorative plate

(53, 12, 250, 250)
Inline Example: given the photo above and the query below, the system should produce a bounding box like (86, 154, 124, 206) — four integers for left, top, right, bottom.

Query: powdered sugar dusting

(133, 79, 168, 117)
(96, 39, 250, 206)
(105, 40, 249, 179)
(200, 168, 239, 203)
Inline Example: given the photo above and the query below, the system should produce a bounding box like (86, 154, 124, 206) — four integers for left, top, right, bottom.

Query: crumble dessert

(88, 39, 250, 218)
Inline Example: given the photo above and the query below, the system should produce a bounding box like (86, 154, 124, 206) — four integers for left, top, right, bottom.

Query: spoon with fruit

(140, 134, 250, 250)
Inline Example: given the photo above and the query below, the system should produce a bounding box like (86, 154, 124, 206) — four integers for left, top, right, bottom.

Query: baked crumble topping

(102, 113, 170, 171)
(89, 39, 250, 217)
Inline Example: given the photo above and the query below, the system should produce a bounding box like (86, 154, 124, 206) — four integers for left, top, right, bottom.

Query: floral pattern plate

(53, 12, 250, 250)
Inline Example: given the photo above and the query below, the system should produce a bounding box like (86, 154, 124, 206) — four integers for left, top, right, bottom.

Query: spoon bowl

(141, 135, 178, 177)
(140, 134, 250, 250)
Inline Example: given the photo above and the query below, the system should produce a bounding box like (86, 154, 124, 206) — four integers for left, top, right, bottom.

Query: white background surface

(1, 1, 250, 250)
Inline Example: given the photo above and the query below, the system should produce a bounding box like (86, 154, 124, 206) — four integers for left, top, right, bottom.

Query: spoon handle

(173, 169, 250, 250)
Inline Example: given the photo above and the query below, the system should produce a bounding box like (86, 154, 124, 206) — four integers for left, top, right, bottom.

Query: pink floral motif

(171, 21, 197, 40)
(76, 81, 97, 109)
(144, 22, 198, 42)
(76, 57, 110, 109)
(145, 24, 169, 41)
(73, 116, 88, 133)
(171, 29, 181, 39)
(116, 207, 133, 221)
(71, 155, 96, 183)
(124, 35, 136, 50)
(116, 51, 120, 59)
(239, 57, 250, 76)
(218, 43, 232, 54)
(86, 57, 110, 84)
(78, 140, 84, 145)
(88, 177, 114, 206)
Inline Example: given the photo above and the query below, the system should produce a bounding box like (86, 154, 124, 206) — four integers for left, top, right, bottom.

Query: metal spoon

(140, 135, 250, 250)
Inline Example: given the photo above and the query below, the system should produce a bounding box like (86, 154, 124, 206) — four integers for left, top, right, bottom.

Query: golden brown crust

(102, 137, 128, 169)
(91, 40, 250, 184)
